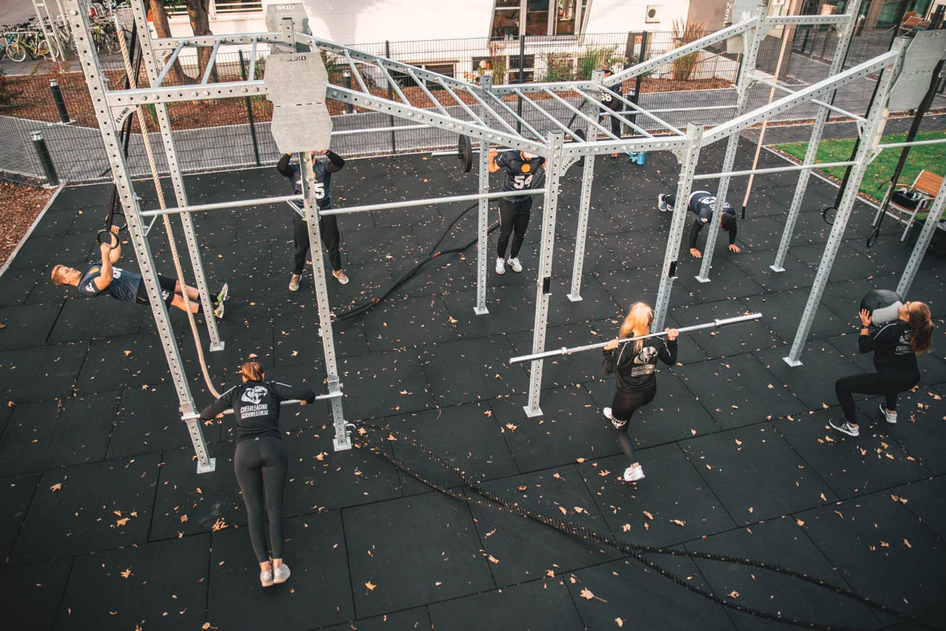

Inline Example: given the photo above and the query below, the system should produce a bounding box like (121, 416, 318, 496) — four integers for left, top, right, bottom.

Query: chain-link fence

(0, 25, 943, 185)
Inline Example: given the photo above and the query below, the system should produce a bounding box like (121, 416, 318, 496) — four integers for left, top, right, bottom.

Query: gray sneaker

(260, 569, 274, 588)
(829, 418, 859, 437)
(878, 404, 897, 424)
(273, 564, 291, 585)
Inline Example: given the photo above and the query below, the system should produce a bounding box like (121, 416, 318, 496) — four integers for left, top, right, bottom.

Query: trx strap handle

(509, 313, 763, 364)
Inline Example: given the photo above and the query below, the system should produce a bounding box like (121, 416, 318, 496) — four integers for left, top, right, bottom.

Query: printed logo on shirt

(241, 385, 269, 405)
(84, 282, 98, 293)
(634, 347, 658, 365)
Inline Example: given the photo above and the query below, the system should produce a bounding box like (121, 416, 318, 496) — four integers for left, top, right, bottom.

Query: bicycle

(16, 29, 63, 61)
(0, 31, 26, 62)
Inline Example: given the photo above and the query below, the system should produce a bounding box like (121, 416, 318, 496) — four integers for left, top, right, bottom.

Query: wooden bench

(887, 169, 945, 241)
(899, 11, 931, 35)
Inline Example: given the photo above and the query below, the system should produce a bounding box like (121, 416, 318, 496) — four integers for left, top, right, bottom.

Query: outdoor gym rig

(63, 0, 945, 471)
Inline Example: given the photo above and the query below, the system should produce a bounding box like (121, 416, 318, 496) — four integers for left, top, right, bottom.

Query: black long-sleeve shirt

(860, 321, 919, 375)
(200, 380, 316, 443)
(277, 150, 345, 209)
(686, 191, 737, 249)
(603, 337, 677, 393)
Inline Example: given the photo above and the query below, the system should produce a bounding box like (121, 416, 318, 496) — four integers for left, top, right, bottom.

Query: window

(491, 0, 592, 39)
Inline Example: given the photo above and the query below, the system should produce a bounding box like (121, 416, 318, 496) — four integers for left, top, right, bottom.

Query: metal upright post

(301, 153, 350, 450)
(474, 75, 493, 316)
(516, 34, 526, 134)
(697, 8, 766, 283)
(653, 124, 702, 331)
(524, 133, 566, 417)
(568, 70, 603, 302)
(771, 0, 863, 273)
(784, 40, 905, 367)
(897, 176, 946, 298)
(127, 0, 224, 352)
(64, 0, 213, 473)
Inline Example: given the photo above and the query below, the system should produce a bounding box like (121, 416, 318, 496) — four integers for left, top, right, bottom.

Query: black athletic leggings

(293, 214, 341, 274)
(497, 197, 532, 259)
(835, 370, 920, 423)
(610, 387, 656, 463)
(234, 436, 289, 563)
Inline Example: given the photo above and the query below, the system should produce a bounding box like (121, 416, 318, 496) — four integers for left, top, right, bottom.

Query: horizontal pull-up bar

(141, 194, 304, 218)
(181, 392, 343, 421)
(753, 76, 867, 123)
(693, 161, 857, 181)
(509, 313, 763, 364)
(319, 189, 544, 216)
(877, 138, 946, 150)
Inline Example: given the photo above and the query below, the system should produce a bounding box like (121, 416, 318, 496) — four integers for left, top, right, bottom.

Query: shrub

(0, 66, 11, 108)
(670, 19, 708, 82)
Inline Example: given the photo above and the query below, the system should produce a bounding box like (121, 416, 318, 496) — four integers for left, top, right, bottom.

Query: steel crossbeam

(703, 50, 899, 146)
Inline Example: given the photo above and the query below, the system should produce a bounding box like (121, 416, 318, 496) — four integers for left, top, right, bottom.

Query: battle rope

(352, 421, 941, 631)
(115, 26, 221, 398)
(333, 201, 498, 322)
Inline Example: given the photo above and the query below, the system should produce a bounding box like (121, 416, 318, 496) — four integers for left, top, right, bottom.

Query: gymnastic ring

(866, 225, 881, 248)
(821, 206, 837, 225)
(108, 211, 128, 233)
(96, 229, 119, 249)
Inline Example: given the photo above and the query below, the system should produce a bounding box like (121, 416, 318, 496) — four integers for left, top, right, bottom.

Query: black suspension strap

(98, 20, 141, 246)
(352, 421, 942, 631)
(866, 56, 945, 247)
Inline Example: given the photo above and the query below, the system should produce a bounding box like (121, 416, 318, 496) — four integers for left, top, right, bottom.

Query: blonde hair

(241, 361, 266, 382)
(906, 301, 934, 355)
(618, 302, 654, 353)
(51, 265, 70, 285)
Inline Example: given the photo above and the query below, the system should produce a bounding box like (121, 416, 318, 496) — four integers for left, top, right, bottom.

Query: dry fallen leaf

(120, 569, 132, 579)
(50, 483, 62, 493)
(670, 519, 686, 527)
(643, 511, 654, 520)
(580, 588, 607, 602)
(796, 519, 805, 527)
(365, 581, 376, 591)
(616, 618, 624, 628)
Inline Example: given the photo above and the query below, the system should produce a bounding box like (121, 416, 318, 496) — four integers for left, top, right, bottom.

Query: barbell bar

(509, 313, 763, 364)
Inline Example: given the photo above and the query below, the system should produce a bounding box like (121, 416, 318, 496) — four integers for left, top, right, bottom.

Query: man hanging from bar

(277, 150, 349, 291)
(657, 190, 741, 259)
(489, 146, 546, 275)
(51, 226, 228, 318)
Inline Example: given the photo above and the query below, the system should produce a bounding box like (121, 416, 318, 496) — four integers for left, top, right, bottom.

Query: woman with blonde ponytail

(830, 301, 934, 438)
(603, 303, 679, 483)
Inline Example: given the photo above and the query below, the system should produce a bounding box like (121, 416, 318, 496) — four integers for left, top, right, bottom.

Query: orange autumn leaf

(50, 483, 62, 492)
(365, 582, 376, 591)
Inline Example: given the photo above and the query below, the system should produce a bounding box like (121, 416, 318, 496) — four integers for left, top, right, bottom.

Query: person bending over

(51, 226, 227, 318)
(277, 149, 349, 291)
(657, 190, 741, 259)
(489, 147, 546, 275)
(200, 361, 315, 587)
(602, 302, 679, 483)
(830, 301, 934, 437)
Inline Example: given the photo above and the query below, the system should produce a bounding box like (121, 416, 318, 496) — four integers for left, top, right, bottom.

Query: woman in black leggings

(602, 302, 678, 483)
(201, 361, 315, 587)
(830, 301, 934, 437)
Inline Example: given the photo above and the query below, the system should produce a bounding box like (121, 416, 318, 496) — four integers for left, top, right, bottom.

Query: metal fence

(0, 25, 943, 185)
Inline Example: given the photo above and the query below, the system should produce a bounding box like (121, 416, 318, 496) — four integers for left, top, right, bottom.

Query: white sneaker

(603, 407, 613, 420)
(332, 270, 350, 285)
(829, 418, 860, 437)
(260, 569, 274, 588)
(657, 194, 672, 212)
(507, 257, 523, 273)
(879, 404, 897, 424)
(273, 564, 290, 585)
(289, 274, 301, 292)
(495, 258, 506, 275)
(623, 465, 645, 482)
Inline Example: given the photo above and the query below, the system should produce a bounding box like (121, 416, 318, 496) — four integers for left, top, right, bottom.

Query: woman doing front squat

(603, 303, 679, 483)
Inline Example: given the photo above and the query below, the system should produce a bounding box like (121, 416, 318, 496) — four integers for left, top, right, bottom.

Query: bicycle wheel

(6, 40, 26, 62)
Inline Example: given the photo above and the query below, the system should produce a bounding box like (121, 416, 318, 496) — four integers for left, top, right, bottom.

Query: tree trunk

(149, 0, 191, 85)
(187, 0, 218, 83)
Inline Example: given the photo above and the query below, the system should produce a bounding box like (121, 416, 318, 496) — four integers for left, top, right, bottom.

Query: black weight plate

(458, 135, 473, 173)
